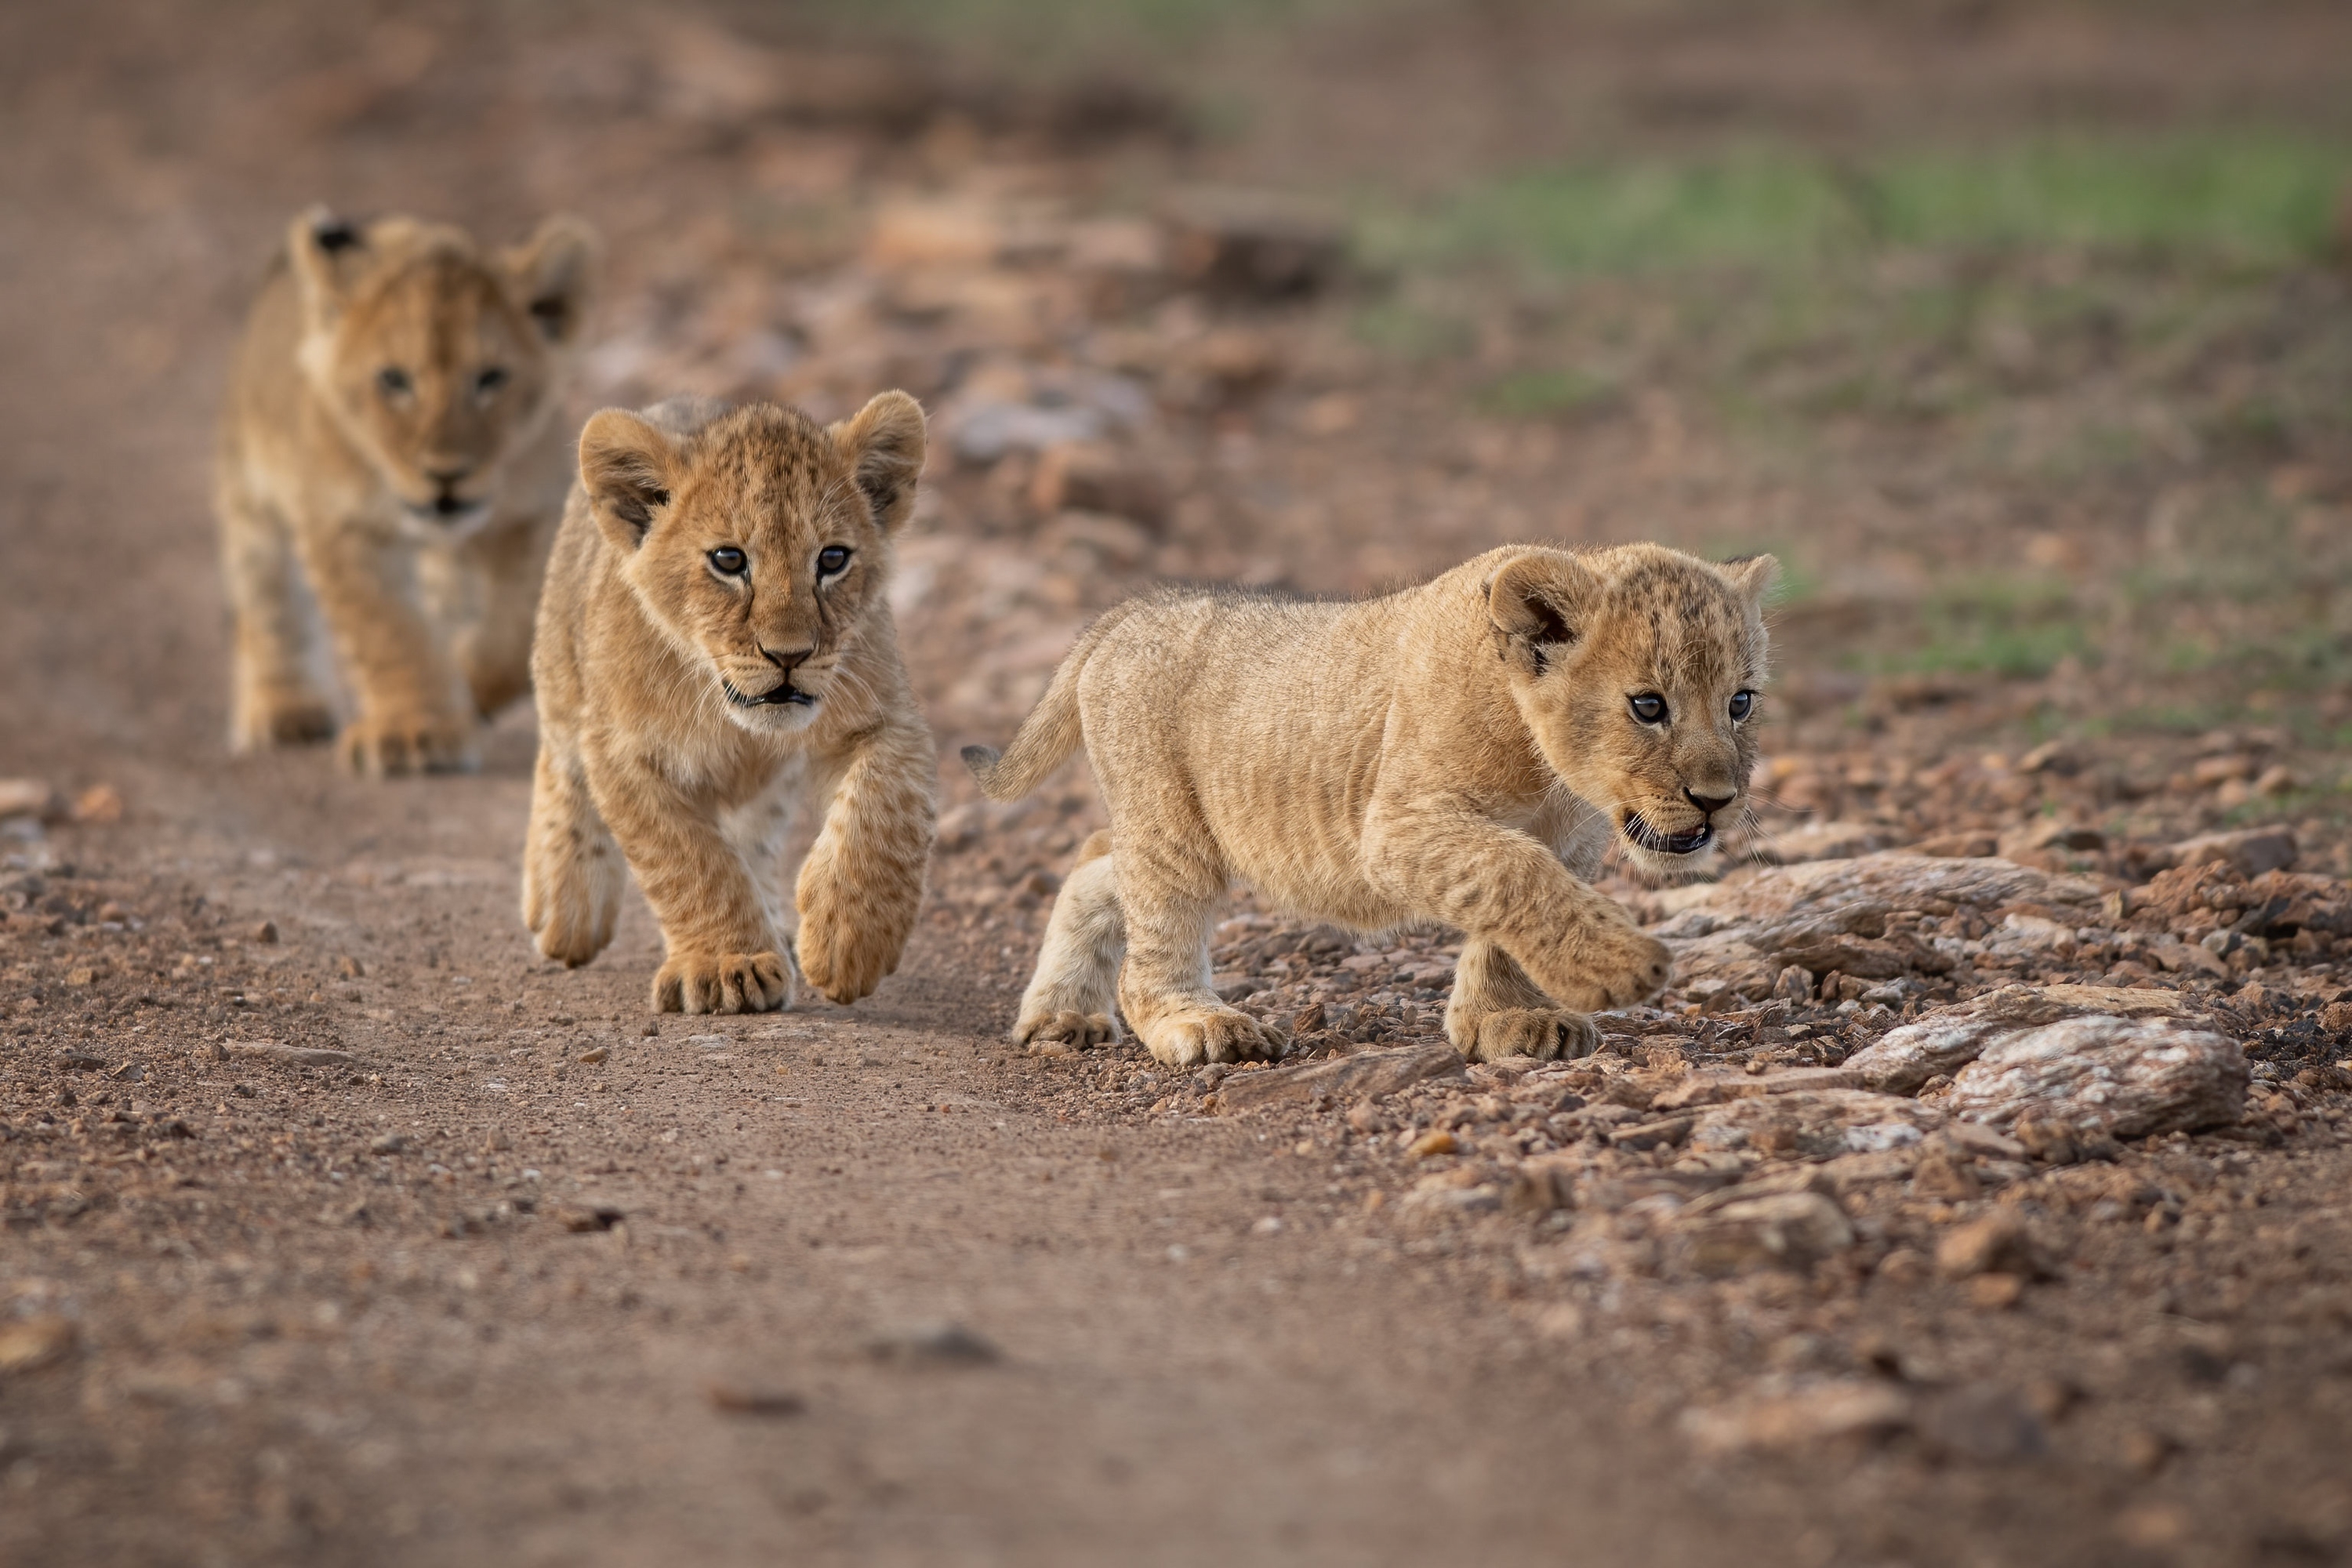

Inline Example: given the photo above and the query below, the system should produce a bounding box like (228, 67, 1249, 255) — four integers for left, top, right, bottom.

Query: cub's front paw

(233, 690, 335, 752)
(1454, 1007, 1599, 1063)
(1014, 1007, 1116, 1052)
(1140, 1007, 1283, 1069)
(1547, 922, 1672, 1012)
(652, 950, 792, 1014)
(794, 877, 913, 1006)
(339, 713, 478, 779)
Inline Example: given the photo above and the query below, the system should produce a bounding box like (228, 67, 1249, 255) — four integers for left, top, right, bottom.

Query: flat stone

(2157, 826, 2298, 878)
(1654, 853, 2100, 1004)
(1848, 985, 2202, 1095)
(1677, 1191, 1855, 1276)
(1947, 1017, 2248, 1138)
(224, 1040, 355, 1068)
(1681, 1380, 1912, 1455)
(0, 1314, 78, 1374)
(1215, 1041, 1465, 1113)
(1687, 1089, 1945, 1161)
(866, 1321, 1000, 1367)
(1936, 1213, 2040, 1279)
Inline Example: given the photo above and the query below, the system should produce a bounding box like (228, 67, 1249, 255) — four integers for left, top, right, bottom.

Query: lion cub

(965, 544, 1775, 1066)
(524, 394, 936, 1014)
(216, 206, 597, 775)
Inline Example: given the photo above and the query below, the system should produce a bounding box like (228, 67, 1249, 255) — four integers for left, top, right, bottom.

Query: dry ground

(4, 4, 2352, 1565)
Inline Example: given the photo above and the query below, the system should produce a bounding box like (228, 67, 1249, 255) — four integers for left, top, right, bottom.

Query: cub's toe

(1470, 1008, 1599, 1062)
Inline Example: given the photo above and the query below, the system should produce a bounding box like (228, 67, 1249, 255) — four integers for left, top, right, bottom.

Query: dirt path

(5, 6, 2352, 1566)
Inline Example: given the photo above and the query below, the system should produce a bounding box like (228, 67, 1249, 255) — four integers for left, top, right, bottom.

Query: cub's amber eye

(709, 547, 747, 575)
(474, 366, 509, 397)
(815, 546, 851, 578)
(1628, 693, 1668, 724)
(1729, 691, 1755, 721)
(376, 366, 412, 398)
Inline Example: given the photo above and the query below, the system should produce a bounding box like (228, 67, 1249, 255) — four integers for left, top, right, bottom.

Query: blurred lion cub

(216, 207, 597, 775)
(523, 394, 936, 1014)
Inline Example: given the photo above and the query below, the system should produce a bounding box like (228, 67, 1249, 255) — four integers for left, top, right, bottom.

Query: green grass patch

(1864, 575, 2090, 680)
(1475, 367, 1620, 419)
(1363, 132, 2351, 278)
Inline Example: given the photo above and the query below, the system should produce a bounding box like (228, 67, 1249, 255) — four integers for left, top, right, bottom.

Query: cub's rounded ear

(1720, 552, 1780, 609)
(828, 390, 927, 534)
(504, 214, 600, 347)
(578, 409, 676, 551)
(287, 205, 368, 327)
(1488, 552, 1600, 662)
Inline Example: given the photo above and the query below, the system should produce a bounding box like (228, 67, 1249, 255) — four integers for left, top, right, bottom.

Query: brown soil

(4, 5, 2351, 1566)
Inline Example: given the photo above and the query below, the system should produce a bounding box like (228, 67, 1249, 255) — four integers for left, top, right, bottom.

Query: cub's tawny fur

(216, 207, 597, 775)
(966, 544, 1775, 1066)
(524, 394, 935, 1014)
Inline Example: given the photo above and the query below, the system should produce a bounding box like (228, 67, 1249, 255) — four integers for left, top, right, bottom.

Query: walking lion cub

(523, 394, 936, 1014)
(216, 207, 597, 774)
(965, 544, 1775, 1065)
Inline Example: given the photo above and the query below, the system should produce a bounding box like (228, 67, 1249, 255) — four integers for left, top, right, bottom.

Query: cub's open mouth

(1623, 815, 1713, 856)
(722, 680, 816, 710)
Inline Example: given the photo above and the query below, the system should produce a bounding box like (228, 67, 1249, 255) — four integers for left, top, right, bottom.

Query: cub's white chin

(724, 699, 821, 736)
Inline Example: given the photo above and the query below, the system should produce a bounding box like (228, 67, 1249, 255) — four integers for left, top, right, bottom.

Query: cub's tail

(961, 609, 1126, 801)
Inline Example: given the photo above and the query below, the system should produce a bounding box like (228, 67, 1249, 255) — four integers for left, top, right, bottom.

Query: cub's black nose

(1684, 787, 1736, 815)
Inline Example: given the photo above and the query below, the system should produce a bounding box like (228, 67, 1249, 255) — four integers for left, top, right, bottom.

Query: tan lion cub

(965, 544, 1775, 1066)
(216, 207, 597, 775)
(523, 394, 936, 1014)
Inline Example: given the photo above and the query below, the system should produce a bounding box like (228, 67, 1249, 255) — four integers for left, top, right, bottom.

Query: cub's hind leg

(218, 484, 333, 751)
(523, 729, 624, 968)
(1111, 824, 1282, 1069)
(1013, 832, 1123, 1050)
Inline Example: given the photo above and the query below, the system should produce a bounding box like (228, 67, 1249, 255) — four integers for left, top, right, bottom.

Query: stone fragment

(0, 1315, 78, 1374)
(867, 1322, 1000, 1367)
(1968, 1274, 2026, 1311)
(1848, 985, 2201, 1095)
(1917, 1383, 2046, 1459)
(554, 1204, 625, 1233)
(1215, 1041, 1465, 1113)
(1406, 1130, 1458, 1159)
(1678, 1192, 1855, 1276)
(224, 1040, 355, 1067)
(71, 783, 123, 824)
(1751, 821, 1900, 864)
(576, 1046, 609, 1065)
(1504, 1156, 1582, 1214)
(1935, 1213, 2039, 1279)
(0, 779, 60, 820)
(1029, 442, 1170, 526)
(1163, 188, 1345, 300)
(704, 1381, 805, 1416)
(1680, 1381, 1912, 1455)
(2157, 826, 2298, 878)
(368, 1134, 408, 1155)
(1947, 1017, 2247, 1138)
(1686, 1089, 1945, 1160)
(1655, 852, 2099, 1004)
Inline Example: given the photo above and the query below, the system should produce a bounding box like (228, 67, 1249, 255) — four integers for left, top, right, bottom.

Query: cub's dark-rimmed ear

(287, 205, 368, 327)
(504, 214, 600, 347)
(578, 409, 676, 552)
(1487, 551, 1601, 666)
(1720, 552, 1780, 610)
(829, 390, 927, 534)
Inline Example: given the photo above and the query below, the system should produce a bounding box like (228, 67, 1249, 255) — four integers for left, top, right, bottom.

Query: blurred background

(2, 0, 2349, 869)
